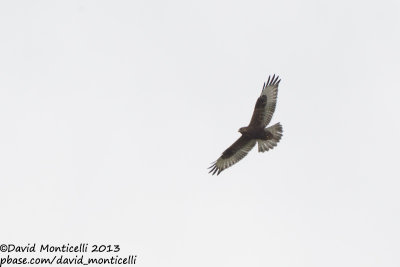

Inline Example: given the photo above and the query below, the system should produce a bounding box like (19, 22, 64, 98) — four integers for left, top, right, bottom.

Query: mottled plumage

(209, 74, 283, 175)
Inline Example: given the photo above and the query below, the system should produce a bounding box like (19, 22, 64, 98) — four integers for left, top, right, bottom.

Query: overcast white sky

(1, 0, 400, 266)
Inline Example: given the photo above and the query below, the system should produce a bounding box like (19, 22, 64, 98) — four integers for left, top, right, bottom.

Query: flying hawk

(209, 74, 283, 175)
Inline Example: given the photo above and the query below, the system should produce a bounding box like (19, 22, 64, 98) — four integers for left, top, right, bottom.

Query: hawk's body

(209, 75, 283, 175)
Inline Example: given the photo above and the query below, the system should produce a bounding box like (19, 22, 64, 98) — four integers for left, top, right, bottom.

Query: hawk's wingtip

(265, 74, 281, 87)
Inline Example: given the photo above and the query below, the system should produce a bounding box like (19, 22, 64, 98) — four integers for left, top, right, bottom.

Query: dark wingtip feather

(213, 168, 218, 175)
(208, 161, 216, 169)
(211, 165, 223, 175)
(208, 162, 220, 175)
(265, 74, 281, 86)
(273, 75, 279, 84)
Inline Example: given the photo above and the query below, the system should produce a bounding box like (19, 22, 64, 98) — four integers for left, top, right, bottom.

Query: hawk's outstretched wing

(248, 74, 280, 128)
(208, 136, 256, 175)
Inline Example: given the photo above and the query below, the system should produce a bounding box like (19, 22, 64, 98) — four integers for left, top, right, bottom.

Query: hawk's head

(238, 127, 248, 134)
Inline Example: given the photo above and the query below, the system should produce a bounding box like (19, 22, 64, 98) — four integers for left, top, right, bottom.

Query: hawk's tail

(258, 123, 283, 152)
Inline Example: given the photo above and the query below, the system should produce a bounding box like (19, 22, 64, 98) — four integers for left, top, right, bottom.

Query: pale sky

(1, 1, 400, 266)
